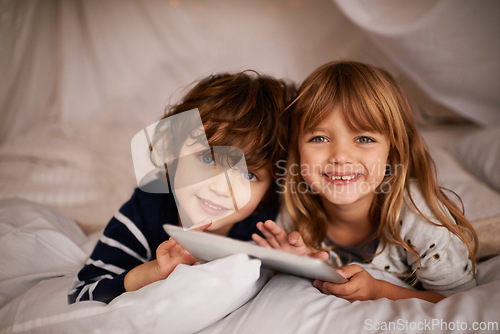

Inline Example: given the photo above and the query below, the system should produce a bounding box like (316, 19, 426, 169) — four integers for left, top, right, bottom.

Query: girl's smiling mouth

(323, 173, 362, 184)
(196, 195, 232, 216)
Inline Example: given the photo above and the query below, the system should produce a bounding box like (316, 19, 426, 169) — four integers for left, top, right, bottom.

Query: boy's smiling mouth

(196, 195, 232, 216)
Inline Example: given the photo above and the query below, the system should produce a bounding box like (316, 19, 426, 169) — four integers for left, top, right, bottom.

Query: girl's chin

(322, 191, 376, 206)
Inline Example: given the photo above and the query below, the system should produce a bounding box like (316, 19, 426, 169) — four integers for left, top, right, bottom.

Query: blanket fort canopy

(1, 0, 499, 144)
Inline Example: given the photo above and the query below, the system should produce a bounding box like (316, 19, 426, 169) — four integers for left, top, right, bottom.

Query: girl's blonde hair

(284, 60, 477, 275)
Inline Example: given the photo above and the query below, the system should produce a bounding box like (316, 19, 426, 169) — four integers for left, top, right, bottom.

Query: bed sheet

(1, 199, 499, 334)
(202, 257, 500, 334)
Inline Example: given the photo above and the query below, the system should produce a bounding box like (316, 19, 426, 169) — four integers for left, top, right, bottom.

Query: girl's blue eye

(357, 136, 375, 144)
(199, 152, 214, 164)
(242, 171, 257, 182)
(310, 136, 327, 143)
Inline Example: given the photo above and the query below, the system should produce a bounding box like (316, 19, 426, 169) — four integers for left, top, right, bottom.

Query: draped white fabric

(334, 0, 500, 126)
(1, 0, 499, 144)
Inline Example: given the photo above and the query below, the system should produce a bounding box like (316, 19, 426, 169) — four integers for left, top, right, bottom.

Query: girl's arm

(314, 264, 445, 303)
(374, 280, 445, 303)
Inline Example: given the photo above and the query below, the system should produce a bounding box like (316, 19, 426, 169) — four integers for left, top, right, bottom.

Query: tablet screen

(164, 224, 347, 283)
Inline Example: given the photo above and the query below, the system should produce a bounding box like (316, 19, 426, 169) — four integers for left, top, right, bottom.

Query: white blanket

(1, 199, 499, 334)
(202, 259, 500, 334)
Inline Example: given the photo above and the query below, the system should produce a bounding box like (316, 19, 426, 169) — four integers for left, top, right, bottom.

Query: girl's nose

(328, 140, 352, 165)
(208, 173, 231, 197)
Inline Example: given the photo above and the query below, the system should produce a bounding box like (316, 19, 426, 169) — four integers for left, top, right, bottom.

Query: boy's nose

(208, 173, 231, 197)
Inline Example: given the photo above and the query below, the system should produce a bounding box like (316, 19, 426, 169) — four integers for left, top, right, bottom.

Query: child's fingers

(169, 243, 197, 263)
(262, 220, 289, 246)
(157, 238, 196, 264)
(310, 251, 329, 263)
(314, 280, 358, 298)
(157, 238, 178, 256)
(336, 264, 363, 280)
(256, 221, 282, 249)
(287, 231, 304, 246)
(252, 233, 272, 248)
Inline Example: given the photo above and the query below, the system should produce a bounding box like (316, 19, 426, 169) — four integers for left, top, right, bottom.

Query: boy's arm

(69, 190, 157, 304)
(124, 238, 197, 292)
(68, 215, 149, 303)
(124, 222, 212, 291)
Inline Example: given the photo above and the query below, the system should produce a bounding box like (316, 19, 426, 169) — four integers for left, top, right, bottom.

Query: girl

(253, 61, 477, 303)
(69, 71, 295, 304)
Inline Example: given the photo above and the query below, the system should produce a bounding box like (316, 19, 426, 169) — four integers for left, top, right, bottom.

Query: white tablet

(164, 224, 347, 283)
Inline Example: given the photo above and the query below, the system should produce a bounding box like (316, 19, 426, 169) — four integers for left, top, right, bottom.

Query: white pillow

(451, 126, 500, 192)
(0, 199, 88, 307)
(0, 254, 264, 334)
(426, 146, 500, 259)
(429, 147, 500, 222)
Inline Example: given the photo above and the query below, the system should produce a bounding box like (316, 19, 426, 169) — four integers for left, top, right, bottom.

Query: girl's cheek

(300, 172, 316, 189)
(300, 165, 313, 184)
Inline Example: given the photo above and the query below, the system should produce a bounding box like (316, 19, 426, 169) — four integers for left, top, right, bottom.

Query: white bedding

(0, 199, 267, 333)
(202, 260, 500, 334)
(1, 199, 499, 334)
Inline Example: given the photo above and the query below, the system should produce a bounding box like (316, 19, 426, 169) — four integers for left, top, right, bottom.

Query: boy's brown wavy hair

(163, 71, 296, 211)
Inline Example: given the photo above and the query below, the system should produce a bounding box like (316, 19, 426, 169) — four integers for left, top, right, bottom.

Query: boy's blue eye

(310, 136, 327, 143)
(357, 136, 375, 144)
(199, 152, 214, 164)
(242, 171, 257, 182)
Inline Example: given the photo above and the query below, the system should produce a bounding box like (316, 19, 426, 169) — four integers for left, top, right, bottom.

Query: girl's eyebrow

(305, 127, 327, 134)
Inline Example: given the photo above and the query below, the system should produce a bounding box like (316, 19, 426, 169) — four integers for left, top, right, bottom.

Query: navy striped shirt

(68, 188, 276, 304)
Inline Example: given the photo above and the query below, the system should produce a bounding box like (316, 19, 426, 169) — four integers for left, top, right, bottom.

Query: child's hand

(313, 264, 381, 302)
(155, 237, 198, 279)
(252, 220, 307, 255)
(125, 222, 211, 292)
(252, 220, 328, 261)
(156, 221, 212, 278)
(124, 238, 196, 292)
